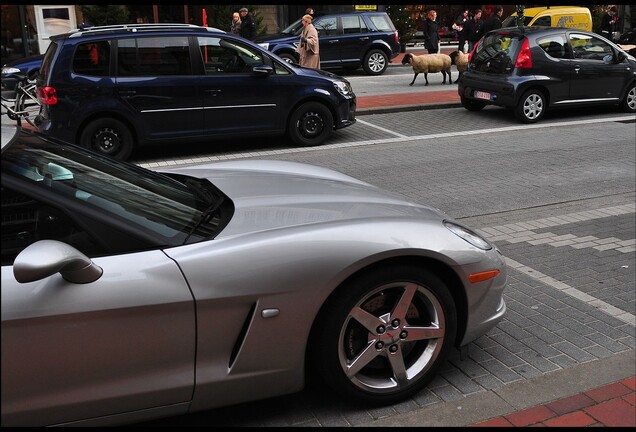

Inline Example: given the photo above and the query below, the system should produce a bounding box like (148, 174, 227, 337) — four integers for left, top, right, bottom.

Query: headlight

(258, 42, 270, 50)
(333, 80, 353, 97)
(2, 66, 21, 75)
(444, 221, 492, 250)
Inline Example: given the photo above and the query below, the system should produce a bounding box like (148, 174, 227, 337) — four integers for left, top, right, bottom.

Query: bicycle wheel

(15, 84, 41, 127)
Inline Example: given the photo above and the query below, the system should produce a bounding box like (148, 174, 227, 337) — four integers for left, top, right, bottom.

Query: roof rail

(68, 23, 212, 37)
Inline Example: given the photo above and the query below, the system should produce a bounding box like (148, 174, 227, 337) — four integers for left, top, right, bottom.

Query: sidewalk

(357, 47, 462, 114)
(473, 376, 636, 427)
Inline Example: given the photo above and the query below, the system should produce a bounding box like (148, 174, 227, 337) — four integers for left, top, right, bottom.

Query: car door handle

(329, 40, 339, 43)
(574, 66, 580, 74)
(204, 89, 222, 96)
(359, 37, 369, 41)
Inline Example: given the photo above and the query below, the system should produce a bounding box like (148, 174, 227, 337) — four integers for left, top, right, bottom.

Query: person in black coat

(465, 9, 484, 52)
(238, 7, 256, 41)
(453, 9, 470, 53)
(601, 6, 618, 42)
(422, 9, 440, 54)
(483, 5, 503, 35)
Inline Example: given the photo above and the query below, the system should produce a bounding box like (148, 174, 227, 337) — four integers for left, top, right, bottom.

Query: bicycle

(1, 73, 41, 127)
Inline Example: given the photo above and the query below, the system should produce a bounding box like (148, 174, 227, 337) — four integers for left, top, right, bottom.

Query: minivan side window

(197, 36, 265, 74)
(72, 40, 111, 76)
(117, 36, 191, 77)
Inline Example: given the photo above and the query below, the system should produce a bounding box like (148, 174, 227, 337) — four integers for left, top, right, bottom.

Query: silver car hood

(163, 160, 448, 238)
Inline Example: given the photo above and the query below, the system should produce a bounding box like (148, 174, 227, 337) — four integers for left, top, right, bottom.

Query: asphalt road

(134, 106, 636, 426)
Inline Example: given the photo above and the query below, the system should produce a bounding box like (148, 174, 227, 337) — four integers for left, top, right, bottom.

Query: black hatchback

(458, 27, 636, 123)
(34, 24, 356, 161)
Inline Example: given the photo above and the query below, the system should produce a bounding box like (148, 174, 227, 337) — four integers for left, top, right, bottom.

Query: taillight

(37, 86, 58, 105)
(514, 38, 532, 69)
(394, 30, 399, 44)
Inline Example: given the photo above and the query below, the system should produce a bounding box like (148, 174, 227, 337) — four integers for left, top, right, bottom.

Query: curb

(358, 349, 635, 427)
(356, 102, 462, 115)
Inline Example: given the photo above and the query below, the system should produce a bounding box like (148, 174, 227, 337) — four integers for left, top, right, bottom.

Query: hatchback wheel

(80, 118, 134, 161)
(310, 265, 457, 405)
(515, 89, 545, 123)
(288, 102, 333, 147)
(620, 83, 636, 113)
(363, 49, 389, 76)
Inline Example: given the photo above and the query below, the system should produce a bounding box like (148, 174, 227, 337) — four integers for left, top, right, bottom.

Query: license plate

(474, 90, 492, 101)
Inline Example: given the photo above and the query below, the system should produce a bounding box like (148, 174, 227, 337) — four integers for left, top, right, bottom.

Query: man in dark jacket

(483, 5, 503, 35)
(239, 7, 256, 41)
(422, 9, 440, 54)
(465, 9, 484, 52)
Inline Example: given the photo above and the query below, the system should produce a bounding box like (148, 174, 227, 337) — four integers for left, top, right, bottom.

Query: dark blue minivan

(256, 12, 400, 76)
(34, 24, 356, 161)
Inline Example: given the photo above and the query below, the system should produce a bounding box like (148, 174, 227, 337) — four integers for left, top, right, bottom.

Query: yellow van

(501, 6, 592, 32)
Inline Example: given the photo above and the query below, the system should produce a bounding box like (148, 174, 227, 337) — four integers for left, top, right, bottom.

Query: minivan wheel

(515, 89, 545, 123)
(363, 49, 389, 76)
(620, 83, 636, 113)
(288, 102, 333, 147)
(80, 118, 134, 161)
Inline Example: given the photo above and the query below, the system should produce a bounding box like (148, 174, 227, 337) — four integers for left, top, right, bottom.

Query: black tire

(79, 117, 134, 161)
(310, 265, 457, 406)
(287, 102, 333, 147)
(515, 89, 545, 123)
(619, 82, 636, 113)
(362, 49, 389, 76)
(278, 52, 298, 64)
(460, 96, 486, 111)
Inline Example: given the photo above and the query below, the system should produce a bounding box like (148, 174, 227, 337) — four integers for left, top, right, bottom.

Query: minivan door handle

(359, 37, 369, 41)
(117, 90, 137, 97)
(204, 89, 222, 96)
(573, 66, 580, 74)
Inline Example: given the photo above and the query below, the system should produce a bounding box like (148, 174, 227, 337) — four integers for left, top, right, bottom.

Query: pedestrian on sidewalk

(238, 7, 256, 41)
(296, 14, 320, 69)
(483, 5, 503, 35)
(422, 9, 440, 54)
(453, 9, 470, 53)
(230, 11, 241, 35)
(465, 9, 484, 52)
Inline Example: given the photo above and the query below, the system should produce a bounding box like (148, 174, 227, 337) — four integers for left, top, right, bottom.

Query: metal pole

(515, 5, 525, 28)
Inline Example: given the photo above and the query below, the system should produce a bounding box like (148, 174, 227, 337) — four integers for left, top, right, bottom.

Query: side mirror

(14, 240, 103, 284)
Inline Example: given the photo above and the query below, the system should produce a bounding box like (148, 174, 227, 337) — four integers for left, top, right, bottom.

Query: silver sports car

(1, 124, 507, 426)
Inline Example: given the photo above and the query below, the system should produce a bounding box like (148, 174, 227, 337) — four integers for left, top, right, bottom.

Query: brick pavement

(473, 376, 636, 427)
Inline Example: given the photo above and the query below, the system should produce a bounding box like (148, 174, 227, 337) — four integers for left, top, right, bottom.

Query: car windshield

(2, 130, 226, 244)
(471, 32, 523, 73)
(281, 18, 303, 35)
(501, 15, 532, 27)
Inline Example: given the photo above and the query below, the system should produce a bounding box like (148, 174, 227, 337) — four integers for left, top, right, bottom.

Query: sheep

(449, 50, 469, 83)
(401, 53, 452, 86)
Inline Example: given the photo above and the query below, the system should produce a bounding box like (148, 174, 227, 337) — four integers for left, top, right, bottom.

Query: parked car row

(30, 23, 357, 161)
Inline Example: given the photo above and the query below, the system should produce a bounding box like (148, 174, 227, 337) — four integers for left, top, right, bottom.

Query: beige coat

(296, 23, 320, 69)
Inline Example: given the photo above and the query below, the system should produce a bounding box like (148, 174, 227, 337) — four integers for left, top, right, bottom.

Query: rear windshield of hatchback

(471, 33, 523, 73)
